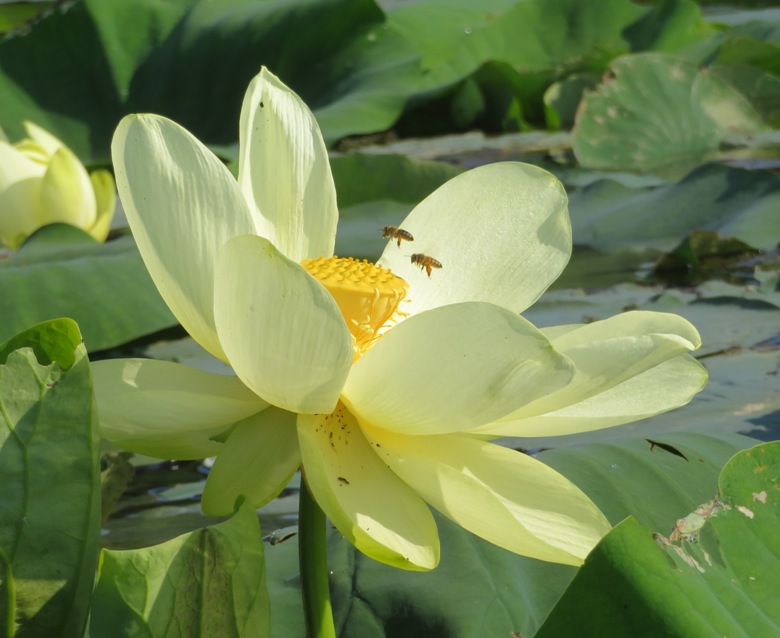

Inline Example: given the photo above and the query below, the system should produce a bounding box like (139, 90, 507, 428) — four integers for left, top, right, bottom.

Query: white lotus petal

(378, 162, 570, 316)
(40, 146, 97, 228)
(202, 408, 301, 516)
(112, 114, 257, 359)
(481, 354, 708, 437)
(298, 406, 439, 570)
(23, 121, 64, 157)
(0, 142, 44, 247)
(475, 311, 703, 433)
(363, 427, 610, 566)
(214, 234, 353, 414)
(238, 67, 338, 261)
(342, 302, 573, 435)
(87, 169, 116, 242)
(92, 358, 267, 459)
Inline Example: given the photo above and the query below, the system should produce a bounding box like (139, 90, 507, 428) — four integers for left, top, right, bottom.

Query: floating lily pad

(536, 441, 780, 637)
(572, 53, 768, 173)
(544, 72, 601, 130)
(387, 0, 653, 127)
(711, 63, 780, 125)
(0, 224, 176, 352)
(567, 163, 780, 252)
(0, 1, 56, 34)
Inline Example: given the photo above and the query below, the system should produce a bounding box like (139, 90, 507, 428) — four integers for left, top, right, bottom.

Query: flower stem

(299, 475, 336, 638)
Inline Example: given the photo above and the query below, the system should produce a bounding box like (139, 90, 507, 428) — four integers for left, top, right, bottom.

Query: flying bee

(410, 253, 442, 278)
(381, 226, 414, 247)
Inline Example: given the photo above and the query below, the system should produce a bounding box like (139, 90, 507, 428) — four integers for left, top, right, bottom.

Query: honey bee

(382, 226, 414, 247)
(410, 253, 442, 278)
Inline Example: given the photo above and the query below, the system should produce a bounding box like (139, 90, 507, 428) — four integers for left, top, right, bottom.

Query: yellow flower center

(301, 256, 408, 358)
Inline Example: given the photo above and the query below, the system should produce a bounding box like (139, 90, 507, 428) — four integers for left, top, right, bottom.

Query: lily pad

(711, 63, 780, 126)
(567, 163, 780, 252)
(0, 0, 421, 162)
(0, 224, 176, 352)
(544, 72, 601, 130)
(572, 53, 768, 173)
(92, 499, 270, 638)
(331, 153, 463, 209)
(536, 441, 780, 637)
(265, 431, 753, 638)
(386, 0, 644, 126)
(0, 319, 100, 638)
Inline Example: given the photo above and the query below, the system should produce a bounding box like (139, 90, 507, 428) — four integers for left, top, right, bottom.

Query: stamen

(301, 256, 409, 358)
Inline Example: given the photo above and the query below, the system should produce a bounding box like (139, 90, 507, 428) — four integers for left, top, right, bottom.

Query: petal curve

(481, 354, 707, 437)
(202, 407, 301, 516)
(363, 427, 611, 566)
(476, 310, 703, 433)
(298, 407, 439, 570)
(40, 146, 96, 228)
(238, 67, 338, 262)
(214, 234, 353, 414)
(92, 358, 268, 459)
(112, 114, 258, 360)
(342, 302, 573, 435)
(378, 162, 571, 316)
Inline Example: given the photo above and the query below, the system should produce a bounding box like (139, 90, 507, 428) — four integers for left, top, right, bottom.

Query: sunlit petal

(112, 114, 257, 360)
(92, 358, 267, 459)
(474, 311, 703, 436)
(202, 408, 301, 516)
(87, 169, 116, 242)
(378, 163, 570, 316)
(214, 234, 353, 414)
(23, 121, 63, 157)
(482, 354, 708, 437)
(0, 142, 44, 247)
(40, 145, 97, 228)
(363, 427, 611, 566)
(298, 407, 439, 570)
(238, 67, 338, 261)
(342, 302, 573, 435)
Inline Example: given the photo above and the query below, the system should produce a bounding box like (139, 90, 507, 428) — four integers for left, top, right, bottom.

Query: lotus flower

(0, 122, 115, 249)
(93, 68, 706, 570)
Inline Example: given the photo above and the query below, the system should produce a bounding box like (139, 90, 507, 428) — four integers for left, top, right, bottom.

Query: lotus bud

(0, 121, 115, 249)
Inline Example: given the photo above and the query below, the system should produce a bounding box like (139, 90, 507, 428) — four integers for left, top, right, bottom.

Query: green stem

(299, 476, 336, 638)
(1, 545, 14, 638)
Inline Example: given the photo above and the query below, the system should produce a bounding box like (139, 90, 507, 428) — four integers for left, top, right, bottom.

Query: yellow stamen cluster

(302, 256, 408, 358)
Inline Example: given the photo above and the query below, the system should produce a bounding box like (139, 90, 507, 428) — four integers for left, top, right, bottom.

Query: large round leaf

(0, 319, 99, 638)
(0, 225, 176, 351)
(92, 500, 270, 638)
(567, 163, 780, 252)
(536, 441, 780, 637)
(0, 0, 421, 162)
(572, 53, 768, 173)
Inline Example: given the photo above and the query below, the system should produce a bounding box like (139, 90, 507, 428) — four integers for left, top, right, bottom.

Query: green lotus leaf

(0, 224, 176, 351)
(91, 499, 270, 638)
(536, 441, 780, 637)
(0, 318, 99, 637)
(572, 53, 768, 173)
